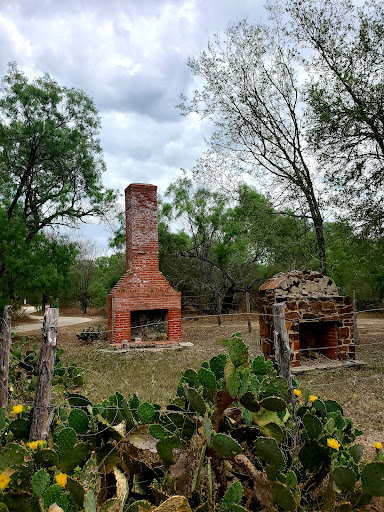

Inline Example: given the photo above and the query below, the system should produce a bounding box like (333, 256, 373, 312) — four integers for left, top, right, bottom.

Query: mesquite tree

(179, 19, 327, 273)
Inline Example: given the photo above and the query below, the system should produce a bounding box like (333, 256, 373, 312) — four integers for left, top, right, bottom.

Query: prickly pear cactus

(68, 408, 89, 434)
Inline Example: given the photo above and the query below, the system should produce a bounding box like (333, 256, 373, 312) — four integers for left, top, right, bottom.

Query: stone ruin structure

(108, 183, 181, 347)
(259, 270, 355, 366)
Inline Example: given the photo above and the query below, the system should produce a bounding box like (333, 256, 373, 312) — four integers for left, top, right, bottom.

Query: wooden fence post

(245, 291, 252, 333)
(352, 290, 359, 343)
(272, 303, 295, 418)
(0, 305, 12, 408)
(29, 308, 59, 441)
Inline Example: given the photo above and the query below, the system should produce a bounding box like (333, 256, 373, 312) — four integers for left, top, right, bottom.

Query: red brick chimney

(108, 184, 181, 346)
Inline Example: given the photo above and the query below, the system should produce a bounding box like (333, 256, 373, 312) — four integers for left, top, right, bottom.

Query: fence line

(10, 306, 384, 338)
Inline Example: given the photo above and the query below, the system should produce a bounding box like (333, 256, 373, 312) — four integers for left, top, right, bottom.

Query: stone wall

(259, 271, 355, 366)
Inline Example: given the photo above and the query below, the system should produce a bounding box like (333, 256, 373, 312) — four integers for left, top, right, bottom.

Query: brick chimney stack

(125, 184, 159, 273)
(108, 183, 182, 347)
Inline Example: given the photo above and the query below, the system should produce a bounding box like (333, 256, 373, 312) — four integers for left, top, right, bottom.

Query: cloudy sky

(0, 0, 268, 250)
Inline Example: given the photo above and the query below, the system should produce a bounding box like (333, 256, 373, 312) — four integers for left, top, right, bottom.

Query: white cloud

(0, 0, 264, 250)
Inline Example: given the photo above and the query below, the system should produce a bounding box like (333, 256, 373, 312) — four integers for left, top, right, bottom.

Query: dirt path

(14, 306, 99, 333)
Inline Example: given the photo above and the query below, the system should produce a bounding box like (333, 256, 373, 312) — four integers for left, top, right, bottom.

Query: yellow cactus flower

(0, 473, 11, 490)
(293, 389, 301, 397)
(55, 473, 67, 488)
(374, 442, 382, 450)
(12, 405, 23, 414)
(309, 395, 318, 402)
(27, 440, 45, 450)
(327, 438, 341, 451)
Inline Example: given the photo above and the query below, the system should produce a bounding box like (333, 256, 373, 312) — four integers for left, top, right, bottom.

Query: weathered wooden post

(29, 308, 59, 441)
(352, 290, 359, 343)
(272, 303, 295, 418)
(245, 291, 252, 333)
(0, 305, 12, 408)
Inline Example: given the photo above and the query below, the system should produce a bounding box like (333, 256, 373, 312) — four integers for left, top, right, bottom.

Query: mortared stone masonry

(259, 270, 355, 366)
(108, 184, 181, 346)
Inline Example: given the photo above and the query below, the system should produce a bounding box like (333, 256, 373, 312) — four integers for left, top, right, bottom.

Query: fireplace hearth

(108, 184, 181, 347)
(259, 270, 355, 366)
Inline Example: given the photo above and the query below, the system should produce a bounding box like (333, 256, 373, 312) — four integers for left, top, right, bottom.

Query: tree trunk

(29, 308, 59, 441)
(303, 185, 327, 274)
(42, 293, 47, 313)
(0, 305, 12, 407)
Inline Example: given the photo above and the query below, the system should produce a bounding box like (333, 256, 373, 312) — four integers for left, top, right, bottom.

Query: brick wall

(108, 184, 181, 346)
(258, 271, 355, 366)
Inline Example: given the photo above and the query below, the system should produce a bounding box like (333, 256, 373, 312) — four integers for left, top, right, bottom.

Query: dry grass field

(15, 311, 384, 457)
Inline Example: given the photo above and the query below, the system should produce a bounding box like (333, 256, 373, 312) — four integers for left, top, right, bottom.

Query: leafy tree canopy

(0, 63, 117, 305)
(0, 63, 116, 242)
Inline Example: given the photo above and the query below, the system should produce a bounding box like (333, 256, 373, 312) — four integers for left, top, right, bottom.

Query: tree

(0, 208, 78, 307)
(0, 63, 116, 240)
(0, 63, 117, 304)
(162, 178, 313, 321)
(179, 18, 328, 272)
(287, 0, 384, 233)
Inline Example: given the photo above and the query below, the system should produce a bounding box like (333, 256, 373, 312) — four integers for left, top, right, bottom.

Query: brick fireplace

(259, 270, 355, 366)
(108, 184, 181, 346)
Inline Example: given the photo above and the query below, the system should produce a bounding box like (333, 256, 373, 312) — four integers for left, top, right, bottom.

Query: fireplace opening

(130, 310, 168, 341)
(299, 321, 338, 360)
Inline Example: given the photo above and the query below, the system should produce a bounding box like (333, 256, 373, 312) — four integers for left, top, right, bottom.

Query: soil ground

(13, 310, 384, 457)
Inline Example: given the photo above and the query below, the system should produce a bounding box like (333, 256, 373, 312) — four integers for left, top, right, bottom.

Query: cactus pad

(149, 424, 172, 439)
(210, 354, 228, 380)
(0, 443, 33, 487)
(312, 399, 327, 417)
(259, 422, 284, 444)
(362, 461, 384, 496)
(238, 368, 250, 397)
(184, 369, 200, 388)
(271, 482, 297, 511)
(260, 396, 286, 412)
(333, 466, 357, 492)
(299, 440, 330, 472)
(254, 437, 286, 470)
(349, 444, 364, 463)
(125, 500, 152, 512)
(84, 489, 97, 512)
(0, 409, 5, 430)
(96, 444, 121, 474)
(225, 334, 248, 368)
(260, 376, 288, 398)
(220, 481, 244, 511)
(33, 448, 59, 468)
(8, 418, 31, 441)
(59, 442, 90, 474)
(183, 385, 206, 416)
(138, 402, 155, 424)
(210, 433, 242, 458)
(239, 391, 260, 412)
(68, 408, 89, 434)
(204, 414, 212, 446)
(224, 361, 240, 398)
(324, 399, 343, 415)
(252, 356, 274, 375)
(198, 367, 217, 392)
(303, 413, 323, 439)
(57, 427, 77, 453)
(156, 436, 182, 466)
(31, 468, 50, 497)
(43, 484, 70, 512)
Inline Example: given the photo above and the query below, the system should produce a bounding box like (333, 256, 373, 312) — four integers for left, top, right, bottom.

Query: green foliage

(0, 331, 382, 512)
(0, 63, 116, 305)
